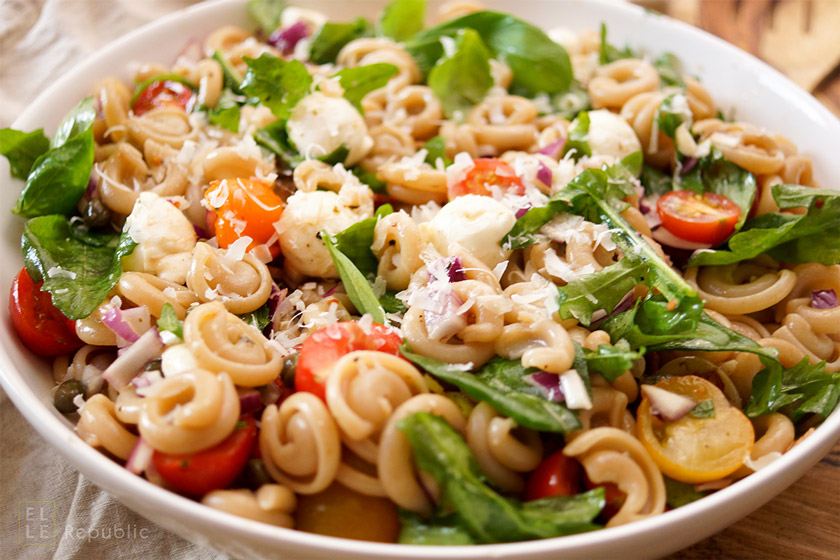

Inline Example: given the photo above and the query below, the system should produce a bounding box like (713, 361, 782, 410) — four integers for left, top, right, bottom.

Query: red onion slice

(238, 388, 264, 415)
(424, 290, 467, 341)
(642, 384, 696, 421)
(537, 138, 567, 160)
(125, 437, 154, 475)
(536, 161, 553, 188)
(268, 22, 309, 55)
(102, 329, 164, 391)
(811, 289, 838, 309)
(524, 371, 565, 402)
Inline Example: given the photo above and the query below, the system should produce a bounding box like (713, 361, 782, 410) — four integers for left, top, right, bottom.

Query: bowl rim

(2, 0, 840, 557)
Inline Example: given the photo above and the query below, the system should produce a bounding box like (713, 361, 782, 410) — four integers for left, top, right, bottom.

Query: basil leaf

(379, 290, 408, 314)
(157, 303, 183, 339)
(689, 400, 715, 418)
(333, 63, 398, 112)
(0, 128, 49, 180)
(557, 256, 646, 326)
(377, 0, 426, 42)
(241, 54, 312, 120)
(398, 412, 603, 543)
(351, 165, 388, 194)
(248, 0, 286, 35)
(656, 93, 691, 141)
(322, 231, 386, 324)
(254, 121, 300, 168)
(52, 97, 97, 148)
(400, 347, 581, 433)
(428, 28, 493, 117)
(664, 477, 707, 508)
(405, 11, 572, 95)
(564, 111, 591, 159)
(334, 204, 394, 277)
(239, 303, 271, 333)
(582, 341, 644, 382)
(207, 89, 242, 132)
(422, 135, 451, 167)
(13, 127, 94, 218)
(599, 23, 636, 64)
(398, 510, 475, 545)
(309, 18, 373, 64)
(22, 215, 137, 319)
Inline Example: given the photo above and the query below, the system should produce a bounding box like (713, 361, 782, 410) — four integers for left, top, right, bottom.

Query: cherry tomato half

(657, 190, 740, 245)
(448, 158, 525, 200)
(9, 268, 82, 356)
(636, 375, 754, 484)
(295, 321, 402, 401)
(132, 79, 195, 116)
(152, 416, 257, 496)
(204, 178, 284, 254)
(523, 450, 583, 501)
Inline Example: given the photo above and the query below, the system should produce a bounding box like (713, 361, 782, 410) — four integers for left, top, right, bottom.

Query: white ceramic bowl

(2, 1, 839, 558)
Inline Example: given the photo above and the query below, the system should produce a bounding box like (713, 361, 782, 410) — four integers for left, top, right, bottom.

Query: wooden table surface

(633, 1, 840, 558)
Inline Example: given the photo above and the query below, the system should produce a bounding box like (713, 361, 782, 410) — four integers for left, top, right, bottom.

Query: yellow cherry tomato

(637, 375, 754, 484)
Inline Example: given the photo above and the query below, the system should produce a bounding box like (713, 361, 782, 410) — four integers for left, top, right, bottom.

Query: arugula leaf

(564, 111, 592, 159)
(380, 290, 408, 314)
(248, 0, 286, 35)
(500, 201, 568, 251)
(398, 510, 475, 545)
(240, 303, 271, 333)
(399, 412, 603, 543)
(0, 128, 49, 180)
(334, 204, 394, 277)
(654, 52, 685, 88)
(689, 400, 715, 418)
(22, 215, 137, 319)
(747, 357, 840, 421)
(332, 63, 398, 112)
(663, 477, 707, 508)
(206, 89, 243, 132)
(308, 18, 373, 64)
(157, 303, 183, 339)
(377, 0, 426, 42)
(581, 341, 644, 382)
(254, 120, 301, 168)
(241, 54, 312, 120)
(689, 184, 840, 266)
(422, 135, 451, 167)
(404, 11, 572, 95)
(400, 347, 581, 433)
(427, 28, 493, 117)
(51, 97, 97, 149)
(322, 230, 386, 324)
(13, 127, 95, 218)
(599, 23, 636, 64)
(557, 256, 646, 326)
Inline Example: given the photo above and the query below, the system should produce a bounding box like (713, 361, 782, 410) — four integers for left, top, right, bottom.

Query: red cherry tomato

(657, 190, 740, 245)
(523, 450, 584, 501)
(9, 268, 82, 356)
(132, 80, 195, 116)
(295, 321, 402, 401)
(584, 477, 626, 522)
(152, 416, 257, 497)
(448, 158, 525, 200)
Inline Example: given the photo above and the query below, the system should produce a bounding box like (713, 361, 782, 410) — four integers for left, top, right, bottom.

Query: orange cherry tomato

(523, 450, 583, 501)
(9, 267, 82, 356)
(637, 375, 754, 484)
(204, 178, 284, 254)
(295, 321, 402, 401)
(448, 158, 525, 200)
(657, 190, 740, 245)
(132, 80, 195, 116)
(295, 481, 400, 542)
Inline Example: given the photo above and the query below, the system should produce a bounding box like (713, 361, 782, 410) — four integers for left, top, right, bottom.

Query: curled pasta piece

(566, 384, 632, 442)
(184, 301, 282, 387)
(436, 0, 484, 22)
(777, 263, 840, 334)
(780, 154, 814, 187)
(202, 485, 296, 527)
(360, 123, 417, 173)
(693, 119, 785, 175)
(379, 158, 448, 205)
(372, 211, 425, 290)
(684, 76, 717, 120)
(187, 242, 273, 314)
(139, 368, 240, 454)
(563, 427, 666, 528)
(203, 146, 272, 182)
(383, 86, 442, 140)
(126, 107, 197, 149)
(588, 58, 659, 110)
(338, 38, 421, 88)
(206, 26, 276, 76)
(114, 385, 144, 425)
(195, 58, 223, 109)
(260, 393, 341, 494)
(466, 95, 538, 153)
(77, 394, 138, 460)
(92, 78, 131, 143)
(378, 393, 466, 515)
(620, 91, 675, 168)
(402, 305, 496, 367)
(734, 413, 795, 477)
(116, 271, 199, 319)
(768, 313, 840, 372)
(686, 259, 797, 314)
(60, 344, 115, 395)
(76, 302, 118, 346)
(495, 312, 575, 374)
(293, 159, 359, 193)
(439, 120, 479, 159)
(465, 402, 542, 493)
(326, 351, 428, 442)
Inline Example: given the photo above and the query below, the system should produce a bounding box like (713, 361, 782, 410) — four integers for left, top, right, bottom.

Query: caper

(82, 197, 112, 228)
(281, 352, 298, 388)
(239, 458, 272, 490)
(53, 379, 86, 413)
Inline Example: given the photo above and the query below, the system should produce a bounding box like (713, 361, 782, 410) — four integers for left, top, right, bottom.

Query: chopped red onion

(102, 306, 150, 346)
(102, 329, 164, 391)
(424, 290, 467, 341)
(85, 177, 98, 198)
(811, 289, 838, 309)
(193, 224, 209, 239)
(446, 257, 466, 283)
(536, 161, 553, 187)
(268, 22, 309, 55)
(125, 437, 154, 475)
(642, 384, 696, 422)
(238, 388, 263, 415)
(537, 138, 567, 160)
(515, 206, 532, 219)
(322, 284, 338, 299)
(680, 157, 699, 176)
(524, 371, 565, 403)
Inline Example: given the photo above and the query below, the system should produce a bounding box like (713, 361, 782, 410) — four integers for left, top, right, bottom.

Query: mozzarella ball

(427, 194, 516, 268)
(579, 109, 642, 160)
(286, 92, 373, 166)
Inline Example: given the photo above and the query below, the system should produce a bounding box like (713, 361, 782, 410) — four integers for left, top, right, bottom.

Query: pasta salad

(2, 0, 840, 545)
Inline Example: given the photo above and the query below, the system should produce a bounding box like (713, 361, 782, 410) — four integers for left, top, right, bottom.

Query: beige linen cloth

(1, 1, 226, 558)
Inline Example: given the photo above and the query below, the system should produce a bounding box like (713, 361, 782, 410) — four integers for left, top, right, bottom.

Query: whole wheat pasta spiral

(777, 263, 840, 334)
(203, 146, 273, 182)
(77, 394, 138, 460)
(187, 242, 273, 314)
(202, 485, 296, 527)
(734, 413, 795, 477)
(184, 301, 282, 387)
(126, 107, 198, 149)
(116, 272, 199, 319)
(495, 309, 575, 374)
(260, 393, 342, 494)
(686, 258, 797, 315)
(466, 95, 538, 153)
(361, 123, 417, 173)
(138, 368, 240, 454)
(379, 159, 448, 205)
(383, 86, 443, 140)
(563, 427, 666, 528)
(92, 77, 131, 143)
(693, 119, 786, 175)
(588, 58, 659, 110)
(620, 91, 676, 168)
(402, 305, 496, 367)
(767, 313, 840, 372)
(566, 384, 633, 442)
(372, 211, 425, 290)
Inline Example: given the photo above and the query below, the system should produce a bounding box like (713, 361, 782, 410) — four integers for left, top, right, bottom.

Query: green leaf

(689, 399, 715, 418)
(212, 50, 244, 92)
(309, 18, 373, 64)
(239, 303, 271, 333)
(654, 52, 685, 88)
(377, 0, 426, 42)
(599, 23, 637, 64)
(422, 135, 451, 167)
(564, 111, 592, 159)
(405, 11, 572, 95)
(157, 303, 183, 339)
(663, 477, 707, 508)
(241, 54, 313, 120)
(427, 28, 493, 117)
(582, 341, 644, 382)
(350, 165, 388, 194)
(21, 215, 137, 319)
(254, 120, 301, 167)
(0, 128, 49, 180)
(557, 256, 647, 326)
(333, 63, 398, 112)
(549, 81, 591, 119)
(747, 357, 840, 420)
(398, 510, 475, 545)
(694, 150, 756, 232)
(207, 89, 242, 132)
(13, 127, 95, 218)
(400, 347, 581, 433)
(248, 0, 286, 35)
(398, 412, 603, 543)
(500, 201, 568, 251)
(656, 93, 691, 141)
(380, 290, 408, 314)
(51, 97, 97, 148)
(322, 230, 386, 324)
(334, 204, 394, 277)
